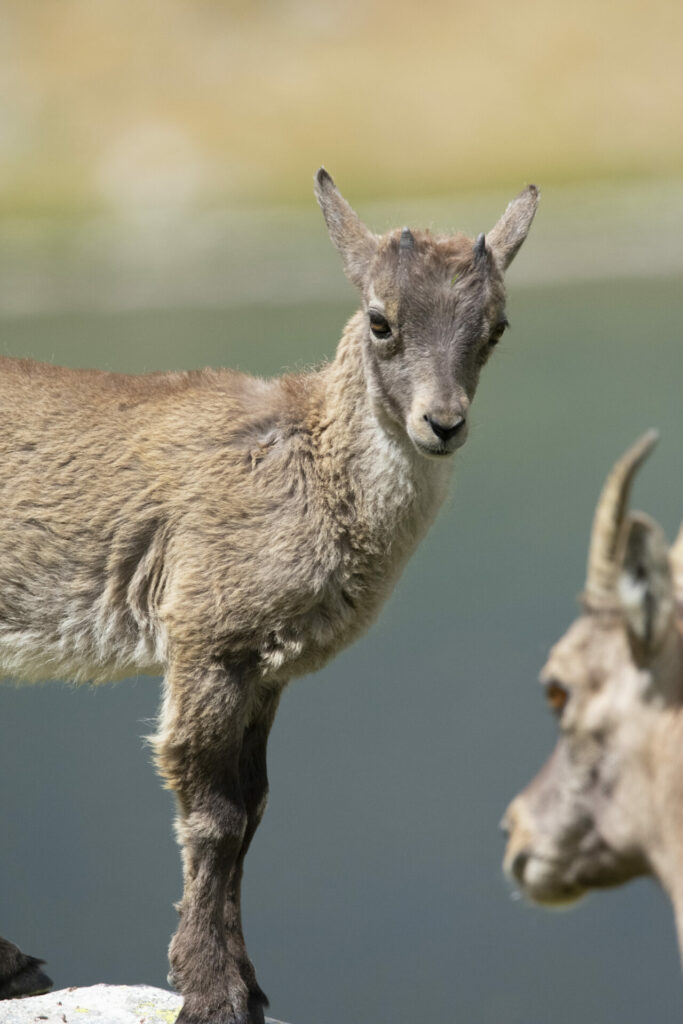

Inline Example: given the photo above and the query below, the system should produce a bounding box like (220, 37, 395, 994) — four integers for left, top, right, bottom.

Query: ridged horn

(583, 429, 659, 608)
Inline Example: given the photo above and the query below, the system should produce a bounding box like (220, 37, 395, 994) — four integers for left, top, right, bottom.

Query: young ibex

(0, 170, 538, 1024)
(503, 432, 683, 961)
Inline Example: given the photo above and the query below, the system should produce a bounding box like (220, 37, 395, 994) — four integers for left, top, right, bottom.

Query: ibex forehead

(542, 615, 629, 692)
(368, 229, 501, 310)
(375, 228, 479, 272)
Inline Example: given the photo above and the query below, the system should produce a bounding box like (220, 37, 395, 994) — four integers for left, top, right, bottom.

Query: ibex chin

(0, 169, 538, 1024)
(503, 431, 683, 962)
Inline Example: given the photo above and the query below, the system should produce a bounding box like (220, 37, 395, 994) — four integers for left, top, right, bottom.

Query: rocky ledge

(0, 984, 290, 1024)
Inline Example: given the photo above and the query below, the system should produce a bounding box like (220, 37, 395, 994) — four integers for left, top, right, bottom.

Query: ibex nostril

(511, 849, 530, 883)
(425, 415, 466, 443)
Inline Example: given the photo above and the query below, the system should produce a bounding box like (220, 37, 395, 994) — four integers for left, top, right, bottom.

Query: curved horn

(583, 429, 659, 608)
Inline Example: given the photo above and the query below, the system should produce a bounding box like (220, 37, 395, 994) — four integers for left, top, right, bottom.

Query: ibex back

(0, 169, 538, 1024)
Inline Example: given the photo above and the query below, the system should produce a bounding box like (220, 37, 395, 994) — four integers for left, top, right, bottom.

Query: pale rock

(0, 984, 290, 1024)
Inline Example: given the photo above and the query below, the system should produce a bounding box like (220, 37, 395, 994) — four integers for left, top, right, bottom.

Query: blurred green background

(1, 0, 682, 211)
(0, 3, 682, 1024)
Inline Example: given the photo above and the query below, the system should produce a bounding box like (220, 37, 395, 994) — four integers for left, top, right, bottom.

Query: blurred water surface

(0, 273, 681, 1024)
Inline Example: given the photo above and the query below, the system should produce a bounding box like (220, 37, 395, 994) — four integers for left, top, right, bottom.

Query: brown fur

(0, 170, 538, 1023)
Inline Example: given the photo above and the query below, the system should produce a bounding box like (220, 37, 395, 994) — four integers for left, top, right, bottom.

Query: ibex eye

(490, 317, 509, 345)
(545, 680, 569, 716)
(369, 312, 391, 339)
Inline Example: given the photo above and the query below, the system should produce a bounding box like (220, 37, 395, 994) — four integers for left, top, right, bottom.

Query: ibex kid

(0, 169, 538, 1024)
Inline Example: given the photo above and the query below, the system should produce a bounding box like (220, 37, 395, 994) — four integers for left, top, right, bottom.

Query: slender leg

(224, 691, 281, 1024)
(153, 656, 256, 1024)
(0, 937, 52, 1000)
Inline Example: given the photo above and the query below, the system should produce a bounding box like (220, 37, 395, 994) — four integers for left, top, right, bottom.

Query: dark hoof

(247, 993, 266, 1024)
(175, 996, 261, 1024)
(0, 956, 53, 1000)
(176, 1009, 252, 1024)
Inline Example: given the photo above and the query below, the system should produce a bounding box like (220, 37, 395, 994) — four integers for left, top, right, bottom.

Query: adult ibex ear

(314, 168, 379, 289)
(486, 185, 539, 270)
(618, 513, 675, 657)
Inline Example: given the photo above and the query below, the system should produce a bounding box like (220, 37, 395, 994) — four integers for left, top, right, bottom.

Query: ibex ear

(486, 185, 539, 270)
(314, 168, 379, 289)
(618, 513, 674, 657)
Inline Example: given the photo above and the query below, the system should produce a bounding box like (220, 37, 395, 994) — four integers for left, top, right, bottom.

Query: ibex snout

(408, 401, 469, 457)
(501, 798, 534, 886)
(424, 413, 466, 444)
(502, 785, 587, 906)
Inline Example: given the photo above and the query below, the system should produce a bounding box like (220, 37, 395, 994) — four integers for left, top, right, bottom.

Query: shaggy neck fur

(312, 311, 453, 550)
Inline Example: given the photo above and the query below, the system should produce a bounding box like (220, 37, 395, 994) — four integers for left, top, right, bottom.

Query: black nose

(424, 414, 466, 443)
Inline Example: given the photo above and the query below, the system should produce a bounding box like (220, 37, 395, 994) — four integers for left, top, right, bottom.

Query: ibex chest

(221, 445, 450, 685)
(253, 533, 397, 683)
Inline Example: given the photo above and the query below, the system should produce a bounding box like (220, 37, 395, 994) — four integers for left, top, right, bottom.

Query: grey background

(0, 205, 682, 1023)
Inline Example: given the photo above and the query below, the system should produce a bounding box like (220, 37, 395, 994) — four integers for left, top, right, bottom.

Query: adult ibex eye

(545, 680, 569, 716)
(369, 312, 391, 339)
(490, 317, 509, 345)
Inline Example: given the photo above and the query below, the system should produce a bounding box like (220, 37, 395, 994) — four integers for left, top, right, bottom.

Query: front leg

(153, 655, 256, 1024)
(224, 692, 281, 1024)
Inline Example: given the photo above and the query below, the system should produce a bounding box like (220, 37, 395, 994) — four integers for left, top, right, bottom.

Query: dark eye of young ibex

(489, 316, 509, 346)
(545, 679, 569, 717)
(368, 311, 392, 339)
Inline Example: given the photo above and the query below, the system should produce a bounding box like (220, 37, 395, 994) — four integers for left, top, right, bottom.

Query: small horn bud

(399, 227, 415, 251)
(474, 232, 487, 263)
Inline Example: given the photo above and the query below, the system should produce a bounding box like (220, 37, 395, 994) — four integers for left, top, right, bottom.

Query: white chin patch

(408, 432, 451, 459)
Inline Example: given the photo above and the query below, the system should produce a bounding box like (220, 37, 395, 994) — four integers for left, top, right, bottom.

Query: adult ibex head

(503, 432, 683, 961)
(315, 169, 539, 457)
